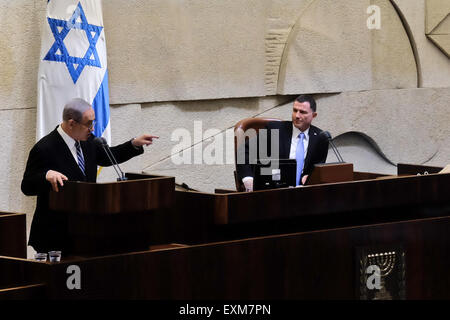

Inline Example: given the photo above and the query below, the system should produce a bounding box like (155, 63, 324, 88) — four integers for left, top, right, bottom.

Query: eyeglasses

(75, 119, 96, 130)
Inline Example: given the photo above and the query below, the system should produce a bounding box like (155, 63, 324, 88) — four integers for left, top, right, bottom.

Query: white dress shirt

(289, 125, 309, 166)
(57, 125, 84, 166)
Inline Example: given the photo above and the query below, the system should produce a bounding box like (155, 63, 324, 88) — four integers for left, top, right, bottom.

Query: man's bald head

(62, 98, 92, 123)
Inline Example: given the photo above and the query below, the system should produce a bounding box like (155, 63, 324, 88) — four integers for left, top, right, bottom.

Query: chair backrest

(233, 117, 282, 191)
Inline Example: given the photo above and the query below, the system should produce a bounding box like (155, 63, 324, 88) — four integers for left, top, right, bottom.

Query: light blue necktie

(296, 132, 305, 186)
(75, 141, 86, 176)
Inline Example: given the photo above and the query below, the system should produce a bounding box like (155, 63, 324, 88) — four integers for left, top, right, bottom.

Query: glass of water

(34, 253, 47, 262)
(48, 251, 62, 262)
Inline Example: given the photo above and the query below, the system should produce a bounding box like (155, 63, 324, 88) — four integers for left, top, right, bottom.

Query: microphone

(320, 131, 344, 163)
(93, 137, 128, 181)
(175, 182, 198, 192)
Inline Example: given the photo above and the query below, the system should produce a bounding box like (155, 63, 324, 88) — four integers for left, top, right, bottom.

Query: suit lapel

(304, 126, 319, 168)
(52, 129, 86, 180)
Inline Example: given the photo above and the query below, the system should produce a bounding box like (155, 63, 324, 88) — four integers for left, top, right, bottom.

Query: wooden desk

(1, 214, 450, 299)
(0, 212, 26, 258)
(2, 165, 450, 299)
(397, 163, 443, 175)
(172, 171, 450, 245)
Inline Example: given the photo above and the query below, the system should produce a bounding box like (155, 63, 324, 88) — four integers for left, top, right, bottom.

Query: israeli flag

(37, 0, 110, 143)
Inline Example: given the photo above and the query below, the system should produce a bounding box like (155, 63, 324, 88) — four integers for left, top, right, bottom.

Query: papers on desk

(439, 164, 450, 174)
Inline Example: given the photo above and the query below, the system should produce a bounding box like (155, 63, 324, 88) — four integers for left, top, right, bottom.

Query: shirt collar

(292, 124, 310, 140)
(57, 124, 77, 148)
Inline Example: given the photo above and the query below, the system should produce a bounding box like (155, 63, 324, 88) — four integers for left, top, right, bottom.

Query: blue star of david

(44, 2, 103, 84)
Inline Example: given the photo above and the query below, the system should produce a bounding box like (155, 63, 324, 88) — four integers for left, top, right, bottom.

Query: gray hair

(62, 98, 92, 122)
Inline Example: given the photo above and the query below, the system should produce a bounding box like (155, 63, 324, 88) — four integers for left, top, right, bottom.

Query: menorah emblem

(357, 245, 406, 300)
(367, 251, 396, 300)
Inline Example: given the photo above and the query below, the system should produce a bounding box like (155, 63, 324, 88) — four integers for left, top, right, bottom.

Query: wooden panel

(0, 256, 47, 300)
(4, 215, 450, 299)
(0, 284, 46, 300)
(4, 166, 447, 299)
(219, 173, 450, 225)
(49, 173, 175, 214)
(67, 208, 173, 255)
(397, 163, 443, 175)
(307, 163, 354, 185)
(0, 212, 26, 258)
(171, 173, 450, 245)
(353, 171, 389, 181)
(0, 257, 47, 288)
(45, 173, 176, 256)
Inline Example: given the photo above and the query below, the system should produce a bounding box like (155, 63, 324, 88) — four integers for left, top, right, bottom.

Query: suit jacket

(236, 121, 329, 183)
(21, 127, 144, 253)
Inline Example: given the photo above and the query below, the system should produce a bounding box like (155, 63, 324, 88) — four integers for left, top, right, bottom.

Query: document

(439, 164, 450, 174)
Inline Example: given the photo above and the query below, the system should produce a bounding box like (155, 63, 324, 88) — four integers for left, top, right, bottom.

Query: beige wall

(1, 0, 449, 258)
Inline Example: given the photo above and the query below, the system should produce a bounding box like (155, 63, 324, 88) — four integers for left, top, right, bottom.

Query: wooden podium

(48, 172, 175, 256)
(306, 162, 354, 185)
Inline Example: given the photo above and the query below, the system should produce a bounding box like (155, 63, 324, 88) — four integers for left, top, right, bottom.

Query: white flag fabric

(37, 0, 110, 143)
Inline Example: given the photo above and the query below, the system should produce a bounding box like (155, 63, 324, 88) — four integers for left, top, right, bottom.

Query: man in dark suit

(237, 94, 329, 191)
(21, 98, 158, 253)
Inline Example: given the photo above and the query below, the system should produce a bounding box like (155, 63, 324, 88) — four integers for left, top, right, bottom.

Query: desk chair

(233, 117, 282, 191)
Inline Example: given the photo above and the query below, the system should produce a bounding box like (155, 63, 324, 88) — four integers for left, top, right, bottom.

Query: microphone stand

(322, 131, 345, 163)
(329, 139, 344, 163)
(95, 137, 128, 181)
(100, 144, 128, 181)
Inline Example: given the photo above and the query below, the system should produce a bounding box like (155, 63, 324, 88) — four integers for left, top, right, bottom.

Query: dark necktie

(75, 141, 86, 176)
